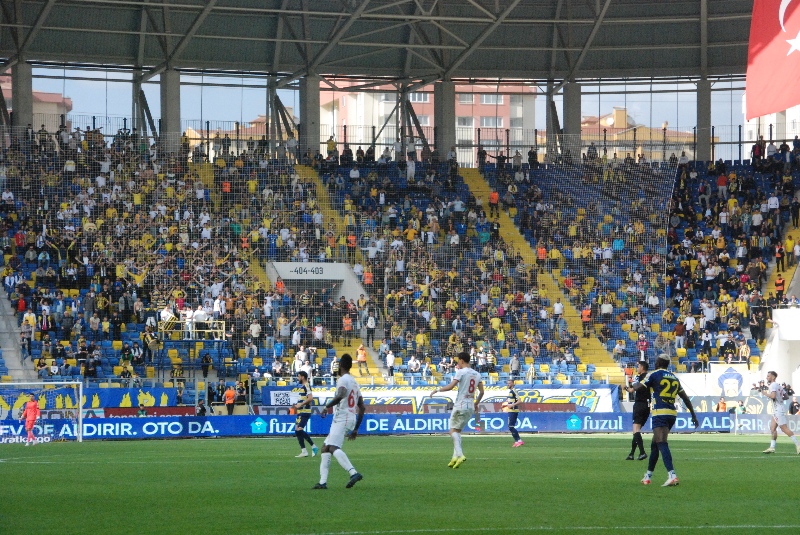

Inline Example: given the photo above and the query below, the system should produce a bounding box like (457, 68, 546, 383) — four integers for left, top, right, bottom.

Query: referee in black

(625, 361, 650, 461)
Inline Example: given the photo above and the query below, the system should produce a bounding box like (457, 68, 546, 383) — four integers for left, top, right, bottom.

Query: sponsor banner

(0, 412, 753, 442)
(677, 369, 759, 397)
(262, 384, 620, 414)
(686, 395, 775, 415)
(103, 407, 197, 418)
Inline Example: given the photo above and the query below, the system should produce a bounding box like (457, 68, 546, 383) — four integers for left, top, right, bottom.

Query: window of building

(380, 93, 396, 102)
(510, 118, 523, 128)
(416, 115, 430, 126)
(408, 92, 429, 103)
(510, 95, 523, 105)
(458, 94, 473, 104)
(480, 94, 503, 105)
(341, 96, 346, 106)
(480, 116, 503, 128)
(457, 116, 474, 127)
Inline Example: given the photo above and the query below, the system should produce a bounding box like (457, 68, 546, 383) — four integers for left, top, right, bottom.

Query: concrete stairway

(0, 295, 36, 382)
(459, 168, 624, 384)
(295, 165, 364, 263)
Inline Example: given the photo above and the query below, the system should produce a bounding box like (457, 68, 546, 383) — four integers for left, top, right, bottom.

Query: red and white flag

(746, 0, 800, 120)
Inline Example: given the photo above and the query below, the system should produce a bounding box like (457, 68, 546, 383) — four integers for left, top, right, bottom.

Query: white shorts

(449, 408, 474, 431)
(773, 411, 788, 427)
(325, 414, 356, 448)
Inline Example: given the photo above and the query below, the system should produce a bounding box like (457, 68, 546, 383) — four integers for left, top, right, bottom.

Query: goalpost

(0, 382, 84, 443)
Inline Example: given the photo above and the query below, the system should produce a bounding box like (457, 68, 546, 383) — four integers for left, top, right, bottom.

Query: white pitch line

(287, 525, 800, 535)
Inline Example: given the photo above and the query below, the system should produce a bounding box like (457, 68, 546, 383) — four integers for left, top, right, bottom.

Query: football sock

(319, 453, 332, 484)
(333, 449, 357, 476)
(635, 432, 645, 454)
(770, 439, 777, 448)
(452, 432, 463, 457)
(27, 430, 34, 442)
(510, 426, 521, 442)
(630, 435, 637, 456)
(657, 442, 674, 473)
(790, 436, 800, 447)
(647, 442, 660, 472)
(296, 429, 314, 448)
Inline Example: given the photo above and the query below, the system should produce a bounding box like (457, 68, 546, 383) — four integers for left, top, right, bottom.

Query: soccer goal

(0, 382, 84, 443)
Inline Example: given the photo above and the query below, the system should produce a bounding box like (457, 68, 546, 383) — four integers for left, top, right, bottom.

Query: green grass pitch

(1, 433, 798, 535)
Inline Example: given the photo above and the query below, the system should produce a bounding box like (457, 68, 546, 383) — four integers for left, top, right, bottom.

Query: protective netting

(1, 123, 684, 391)
(0, 385, 80, 443)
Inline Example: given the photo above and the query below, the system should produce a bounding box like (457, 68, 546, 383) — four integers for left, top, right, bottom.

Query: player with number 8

(429, 351, 484, 469)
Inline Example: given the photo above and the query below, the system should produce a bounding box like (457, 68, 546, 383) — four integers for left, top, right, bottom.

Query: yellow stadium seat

(540, 364, 550, 373)
(167, 349, 178, 359)
(60, 340, 70, 347)
(524, 357, 534, 364)
(577, 364, 587, 373)
(628, 331, 639, 340)
(621, 324, 631, 332)
(198, 382, 205, 391)
(651, 324, 660, 333)
(676, 348, 686, 358)
(500, 348, 510, 358)
(238, 349, 246, 359)
(677, 364, 687, 373)
(146, 367, 155, 378)
(164, 382, 174, 388)
(1, 375, 12, 383)
(112, 341, 123, 350)
(253, 358, 263, 367)
(113, 366, 122, 376)
(542, 380, 551, 385)
(99, 383, 109, 388)
(109, 383, 121, 388)
(196, 342, 204, 350)
(580, 379, 590, 385)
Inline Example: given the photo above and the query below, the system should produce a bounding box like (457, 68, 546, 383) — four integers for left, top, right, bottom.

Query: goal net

(0, 382, 84, 443)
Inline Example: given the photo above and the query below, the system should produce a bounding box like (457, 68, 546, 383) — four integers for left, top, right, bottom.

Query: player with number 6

(429, 351, 484, 468)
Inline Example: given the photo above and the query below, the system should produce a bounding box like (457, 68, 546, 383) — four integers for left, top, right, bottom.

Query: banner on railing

(261, 384, 620, 413)
(1, 412, 766, 442)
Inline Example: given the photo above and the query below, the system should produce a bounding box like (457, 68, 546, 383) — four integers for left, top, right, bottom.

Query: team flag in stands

(746, 0, 800, 119)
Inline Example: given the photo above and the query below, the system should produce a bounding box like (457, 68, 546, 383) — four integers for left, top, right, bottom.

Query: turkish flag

(746, 0, 800, 120)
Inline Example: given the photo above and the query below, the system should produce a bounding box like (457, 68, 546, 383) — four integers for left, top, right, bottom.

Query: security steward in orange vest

(775, 274, 786, 299)
(582, 305, 592, 337)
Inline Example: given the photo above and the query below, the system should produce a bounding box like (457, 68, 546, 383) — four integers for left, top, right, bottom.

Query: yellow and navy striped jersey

(297, 384, 312, 413)
(643, 369, 684, 417)
(507, 388, 519, 413)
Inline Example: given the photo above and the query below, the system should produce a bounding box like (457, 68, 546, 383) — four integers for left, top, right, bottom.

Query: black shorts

(508, 412, 519, 429)
(632, 403, 651, 426)
(295, 413, 311, 429)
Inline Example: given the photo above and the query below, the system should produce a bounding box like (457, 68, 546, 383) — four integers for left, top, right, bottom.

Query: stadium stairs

(295, 164, 385, 380)
(459, 168, 625, 386)
(0, 294, 35, 382)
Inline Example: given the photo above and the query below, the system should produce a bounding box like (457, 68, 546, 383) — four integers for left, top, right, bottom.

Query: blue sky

(30, 69, 745, 137)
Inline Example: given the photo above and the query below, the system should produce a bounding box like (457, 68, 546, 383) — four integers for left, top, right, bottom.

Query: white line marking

(287, 526, 800, 535)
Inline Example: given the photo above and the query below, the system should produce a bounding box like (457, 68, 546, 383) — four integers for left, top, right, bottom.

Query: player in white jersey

(763, 371, 800, 454)
(429, 351, 484, 468)
(314, 354, 365, 489)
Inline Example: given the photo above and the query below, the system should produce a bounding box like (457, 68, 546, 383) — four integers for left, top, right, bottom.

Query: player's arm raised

(677, 389, 700, 428)
(348, 395, 366, 441)
(320, 386, 347, 418)
(430, 379, 459, 397)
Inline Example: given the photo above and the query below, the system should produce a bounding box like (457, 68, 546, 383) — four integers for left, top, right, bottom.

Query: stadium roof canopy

(0, 0, 752, 85)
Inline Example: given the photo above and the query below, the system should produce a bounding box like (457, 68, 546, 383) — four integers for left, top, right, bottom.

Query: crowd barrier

(3, 412, 796, 442)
